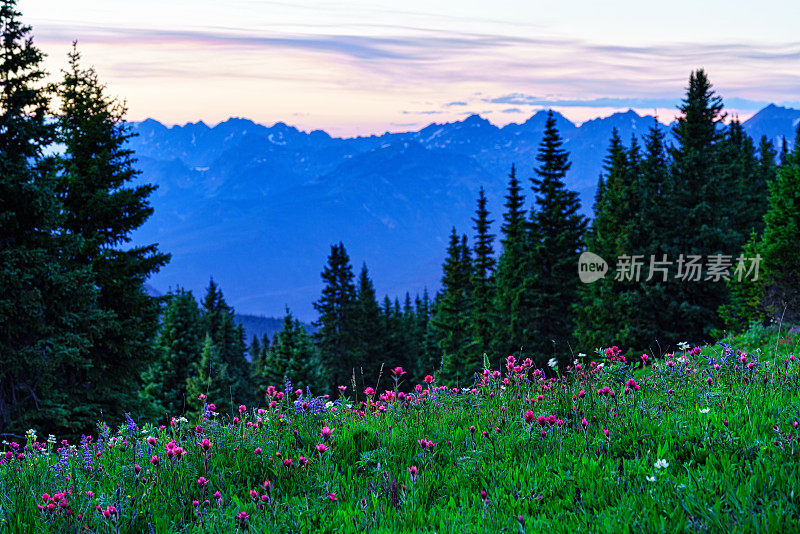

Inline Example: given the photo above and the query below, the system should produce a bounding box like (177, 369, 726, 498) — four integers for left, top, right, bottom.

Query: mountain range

(127, 104, 800, 321)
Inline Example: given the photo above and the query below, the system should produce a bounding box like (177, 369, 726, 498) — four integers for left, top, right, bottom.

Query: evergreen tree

(760, 126, 800, 322)
(415, 289, 440, 380)
(0, 0, 101, 435)
(574, 130, 635, 350)
(433, 229, 474, 384)
(195, 279, 250, 409)
(633, 123, 674, 352)
(313, 242, 358, 393)
(492, 165, 531, 362)
(665, 70, 736, 342)
(187, 335, 229, 415)
(402, 293, 422, 380)
(141, 290, 202, 416)
(719, 120, 763, 242)
(56, 44, 170, 426)
(249, 334, 270, 401)
(528, 111, 587, 365)
(470, 187, 496, 361)
(266, 308, 323, 393)
(352, 263, 384, 385)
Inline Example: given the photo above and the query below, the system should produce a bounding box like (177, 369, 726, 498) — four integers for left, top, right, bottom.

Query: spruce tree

(528, 111, 587, 365)
(249, 334, 270, 402)
(415, 289, 440, 380)
(141, 289, 202, 416)
(352, 263, 384, 385)
(760, 126, 800, 322)
(433, 229, 474, 384)
(574, 130, 634, 350)
(0, 0, 101, 435)
(56, 44, 170, 425)
(313, 242, 358, 393)
(195, 279, 250, 408)
(665, 70, 736, 342)
(187, 335, 230, 415)
(266, 308, 323, 393)
(470, 187, 496, 361)
(492, 165, 531, 362)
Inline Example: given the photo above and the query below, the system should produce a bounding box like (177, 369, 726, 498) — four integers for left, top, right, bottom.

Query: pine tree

(433, 229, 474, 384)
(760, 126, 800, 322)
(194, 279, 250, 410)
(352, 263, 384, 385)
(633, 122, 674, 351)
(313, 242, 358, 393)
(415, 289, 440, 380)
(492, 165, 531, 362)
(267, 308, 323, 393)
(719, 120, 763, 243)
(0, 0, 101, 436)
(187, 335, 229, 415)
(665, 70, 736, 342)
(470, 187, 495, 361)
(141, 290, 202, 416)
(56, 44, 170, 426)
(249, 334, 270, 402)
(528, 111, 587, 365)
(574, 130, 634, 350)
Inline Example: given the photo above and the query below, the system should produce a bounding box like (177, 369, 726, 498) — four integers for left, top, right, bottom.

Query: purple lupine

(52, 446, 69, 475)
(284, 376, 292, 396)
(202, 403, 211, 419)
(135, 439, 144, 458)
(81, 435, 93, 470)
(125, 413, 137, 432)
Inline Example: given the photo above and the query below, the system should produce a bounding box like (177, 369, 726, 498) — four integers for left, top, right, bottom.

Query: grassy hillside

(1, 325, 798, 532)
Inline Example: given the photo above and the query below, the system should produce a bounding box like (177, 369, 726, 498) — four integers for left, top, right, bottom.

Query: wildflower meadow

(2, 328, 800, 533)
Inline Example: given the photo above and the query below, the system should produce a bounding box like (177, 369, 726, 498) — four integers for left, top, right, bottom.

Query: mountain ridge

(127, 104, 799, 321)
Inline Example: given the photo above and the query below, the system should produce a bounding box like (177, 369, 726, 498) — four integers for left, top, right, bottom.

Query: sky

(20, 0, 800, 136)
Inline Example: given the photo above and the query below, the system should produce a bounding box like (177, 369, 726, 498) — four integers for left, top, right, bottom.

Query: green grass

(2, 328, 800, 533)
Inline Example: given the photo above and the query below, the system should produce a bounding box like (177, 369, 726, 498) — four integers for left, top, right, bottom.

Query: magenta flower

(328, 492, 339, 501)
(254, 447, 262, 454)
(316, 443, 329, 453)
(364, 387, 375, 396)
(523, 410, 535, 424)
(581, 418, 588, 429)
(409, 465, 419, 482)
(199, 438, 213, 451)
(424, 375, 434, 384)
(197, 476, 209, 487)
(238, 405, 247, 414)
(320, 426, 335, 440)
(390, 366, 407, 377)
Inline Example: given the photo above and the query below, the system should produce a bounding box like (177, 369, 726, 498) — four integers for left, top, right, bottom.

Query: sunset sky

(20, 0, 800, 136)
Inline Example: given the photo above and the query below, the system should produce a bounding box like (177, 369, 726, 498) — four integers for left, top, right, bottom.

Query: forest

(1, 0, 799, 440)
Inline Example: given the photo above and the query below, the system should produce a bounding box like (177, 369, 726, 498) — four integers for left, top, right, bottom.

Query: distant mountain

(741, 104, 800, 149)
(127, 105, 798, 320)
(235, 314, 316, 350)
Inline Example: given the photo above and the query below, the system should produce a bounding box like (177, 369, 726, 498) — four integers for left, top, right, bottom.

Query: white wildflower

(699, 407, 710, 414)
(654, 459, 669, 469)
(548, 358, 558, 369)
(677, 341, 690, 351)
(646, 475, 656, 482)
(324, 401, 334, 409)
